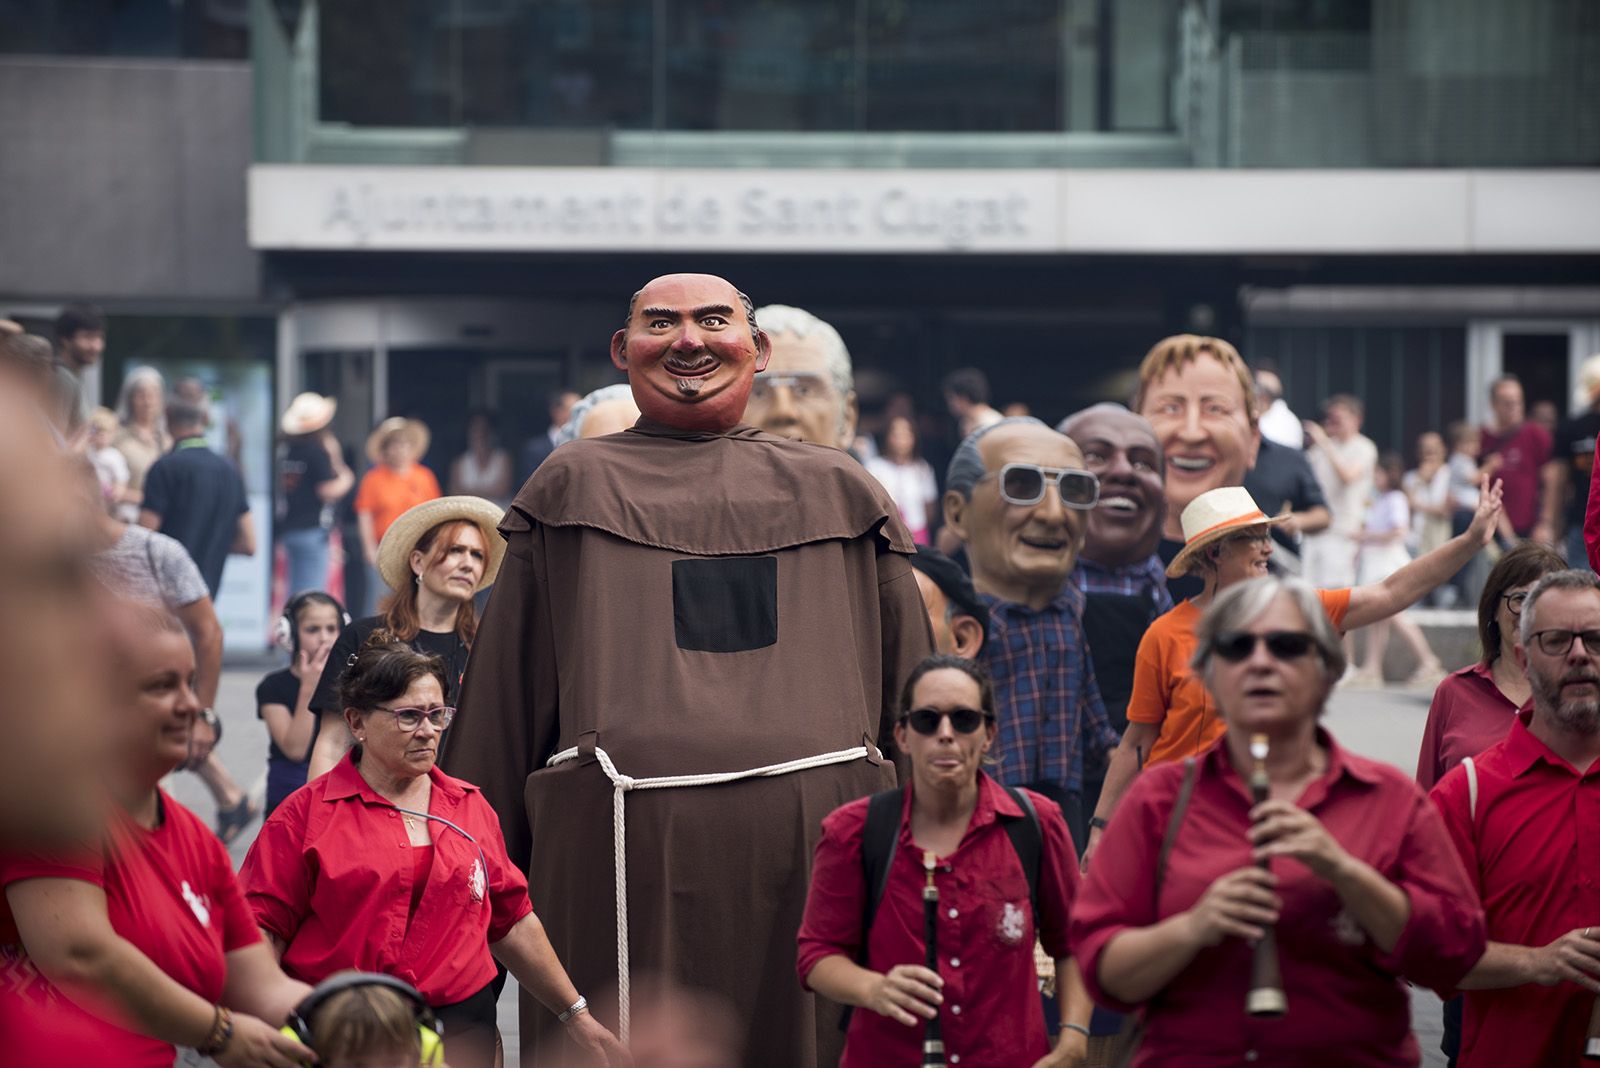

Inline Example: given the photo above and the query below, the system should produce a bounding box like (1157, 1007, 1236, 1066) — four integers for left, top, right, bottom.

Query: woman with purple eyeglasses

(240, 641, 628, 1068)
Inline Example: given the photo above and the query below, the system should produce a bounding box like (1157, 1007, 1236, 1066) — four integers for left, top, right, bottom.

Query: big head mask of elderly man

(745, 304, 858, 449)
(610, 273, 771, 433)
(943, 418, 1097, 609)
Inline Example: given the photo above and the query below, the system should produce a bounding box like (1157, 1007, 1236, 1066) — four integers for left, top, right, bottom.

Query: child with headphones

(260, 592, 349, 814)
(283, 971, 444, 1067)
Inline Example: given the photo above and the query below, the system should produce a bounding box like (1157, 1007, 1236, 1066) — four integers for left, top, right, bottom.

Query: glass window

(0, 0, 249, 59)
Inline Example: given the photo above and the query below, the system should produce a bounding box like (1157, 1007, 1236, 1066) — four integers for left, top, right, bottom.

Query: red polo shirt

(1481, 422, 1552, 536)
(0, 792, 260, 1068)
(1071, 730, 1484, 1068)
(240, 752, 532, 1007)
(796, 773, 1079, 1068)
(1415, 661, 1527, 791)
(1430, 710, 1600, 1068)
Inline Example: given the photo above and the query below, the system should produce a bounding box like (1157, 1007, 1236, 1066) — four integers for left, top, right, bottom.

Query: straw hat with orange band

(1166, 486, 1293, 578)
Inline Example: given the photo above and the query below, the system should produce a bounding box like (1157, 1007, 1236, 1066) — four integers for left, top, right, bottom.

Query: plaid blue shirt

(980, 586, 1118, 795)
(1073, 554, 1174, 616)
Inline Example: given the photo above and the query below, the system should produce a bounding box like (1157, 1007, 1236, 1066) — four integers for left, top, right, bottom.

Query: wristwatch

(1088, 816, 1109, 831)
(197, 707, 222, 742)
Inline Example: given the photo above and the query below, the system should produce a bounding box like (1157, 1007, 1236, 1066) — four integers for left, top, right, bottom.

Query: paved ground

(174, 658, 1452, 1065)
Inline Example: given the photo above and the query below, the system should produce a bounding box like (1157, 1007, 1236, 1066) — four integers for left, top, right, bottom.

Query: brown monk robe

(444, 418, 932, 1067)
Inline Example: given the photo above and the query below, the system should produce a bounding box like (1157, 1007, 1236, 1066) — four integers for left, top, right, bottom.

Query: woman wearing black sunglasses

(798, 654, 1091, 1068)
(1071, 577, 1485, 1067)
(240, 642, 627, 1068)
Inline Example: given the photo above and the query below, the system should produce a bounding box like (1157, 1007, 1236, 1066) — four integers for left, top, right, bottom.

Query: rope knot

(614, 774, 637, 791)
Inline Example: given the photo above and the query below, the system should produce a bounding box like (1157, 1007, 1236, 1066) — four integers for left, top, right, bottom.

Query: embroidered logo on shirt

(998, 901, 1027, 945)
(181, 880, 212, 928)
(1330, 908, 1366, 947)
(468, 858, 486, 903)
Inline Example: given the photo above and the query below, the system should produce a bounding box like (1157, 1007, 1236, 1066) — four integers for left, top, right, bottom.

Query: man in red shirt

(1431, 568, 1600, 1067)
(1481, 375, 1555, 541)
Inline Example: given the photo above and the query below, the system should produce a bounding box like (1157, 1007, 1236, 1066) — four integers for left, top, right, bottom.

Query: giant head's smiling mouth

(1168, 455, 1215, 473)
(665, 354, 719, 379)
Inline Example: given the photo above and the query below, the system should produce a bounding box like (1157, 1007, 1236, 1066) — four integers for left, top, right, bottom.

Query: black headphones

(274, 591, 352, 656)
(281, 972, 443, 1066)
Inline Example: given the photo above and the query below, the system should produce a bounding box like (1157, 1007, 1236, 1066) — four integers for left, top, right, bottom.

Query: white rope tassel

(545, 743, 871, 1042)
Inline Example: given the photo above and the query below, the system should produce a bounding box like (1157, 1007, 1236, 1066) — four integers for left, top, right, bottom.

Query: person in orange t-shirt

(354, 418, 440, 616)
(1082, 481, 1504, 867)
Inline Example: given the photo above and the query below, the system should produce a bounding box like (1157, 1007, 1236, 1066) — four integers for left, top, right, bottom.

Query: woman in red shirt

(1415, 542, 1564, 790)
(242, 642, 626, 1068)
(0, 604, 312, 1067)
(1072, 576, 1485, 1068)
(797, 654, 1091, 1068)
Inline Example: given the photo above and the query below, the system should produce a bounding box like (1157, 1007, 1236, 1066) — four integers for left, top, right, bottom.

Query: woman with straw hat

(279, 392, 354, 598)
(306, 495, 506, 780)
(353, 417, 440, 616)
(1081, 477, 1505, 868)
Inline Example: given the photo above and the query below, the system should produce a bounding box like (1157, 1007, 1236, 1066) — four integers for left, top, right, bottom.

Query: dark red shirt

(0, 792, 261, 1068)
(240, 753, 532, 1006)
(1430, 710, 1600, 1068)
(1415, 661, 1527, 791)
(796, 773, 1080, 1068)
(1481, 422, 1552, 535)
(1071, 730, 1484, 1068)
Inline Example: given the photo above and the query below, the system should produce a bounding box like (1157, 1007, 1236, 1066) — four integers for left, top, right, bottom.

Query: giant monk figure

(444, 273, 932, 1066)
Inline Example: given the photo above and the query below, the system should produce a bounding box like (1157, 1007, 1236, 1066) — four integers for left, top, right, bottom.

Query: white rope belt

(544, 743, 871, 1041)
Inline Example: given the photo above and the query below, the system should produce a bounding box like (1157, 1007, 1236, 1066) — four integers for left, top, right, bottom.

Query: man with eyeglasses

(1431, 569, 1600, 1068)
(1083, 479, 1506, 867)
(744, 303, 858, 451)
(942, 416, 1116, 848)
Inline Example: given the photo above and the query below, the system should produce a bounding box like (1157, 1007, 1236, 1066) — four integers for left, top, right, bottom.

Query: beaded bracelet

(198, 1005, 234, 1056)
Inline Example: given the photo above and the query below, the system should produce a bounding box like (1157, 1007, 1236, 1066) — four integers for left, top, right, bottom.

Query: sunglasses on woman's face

(900, 708, 993, 735)
(1210, 630, 1317, 663)
(980, 463, 1100, 509)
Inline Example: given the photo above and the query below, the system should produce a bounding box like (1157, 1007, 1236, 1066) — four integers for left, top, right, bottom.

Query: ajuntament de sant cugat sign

(249, 167, 1056, 253)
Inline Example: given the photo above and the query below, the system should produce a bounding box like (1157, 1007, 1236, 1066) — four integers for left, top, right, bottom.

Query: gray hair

(1519, 569, 1600, 647)
(114, 366, 167, 427)
(1192, 576, 1347, 687)
(755, 304, 855, 443)
(945, 416, 1050, 500)
(558, 383, 636, 445)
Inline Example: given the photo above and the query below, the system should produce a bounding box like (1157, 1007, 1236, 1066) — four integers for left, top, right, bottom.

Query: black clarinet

(922, 850, 946, 1067)
(1247, 733, 1288, 1018)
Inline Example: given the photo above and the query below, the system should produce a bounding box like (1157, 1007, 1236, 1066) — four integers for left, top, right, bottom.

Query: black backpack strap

(998, 785, 1043, 924)
(841, 786, 907, 1031)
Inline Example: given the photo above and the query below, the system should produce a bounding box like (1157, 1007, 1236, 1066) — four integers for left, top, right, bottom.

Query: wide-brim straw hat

(366, 416, 431, 464)
(1165, 486, 1292, 578)
(376, 496, 507, 594)
(280, 392, 337, 436)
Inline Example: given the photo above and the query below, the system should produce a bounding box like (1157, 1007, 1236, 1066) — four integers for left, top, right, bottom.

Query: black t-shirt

(256, 667, 315, 766)
(279, 439, 336, 532)
(1158, 537, 1203, 602)
(1554, 410, 1600, 527)
(141, 438, 249, 598)
(1243, 438, 1329, 552)
(310, 615, 470, 717)
(1081, 592, 1159, 740)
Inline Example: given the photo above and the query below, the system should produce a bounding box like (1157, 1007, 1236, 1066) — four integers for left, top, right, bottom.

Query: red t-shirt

(1414, 661, 1527, 791)
(1072, 731, 1484, 1068)
(0, 791, 261, 1068)
(1481, 422, 1552, 535)
(796, 773, 1079, 1068)
(1430, 710, 1600, 1068)
(240, 753, 532, 1006)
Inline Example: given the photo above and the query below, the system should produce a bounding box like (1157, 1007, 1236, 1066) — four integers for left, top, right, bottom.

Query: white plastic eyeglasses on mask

(978, 463, 1100, 509)
(748, 373, 830, 404)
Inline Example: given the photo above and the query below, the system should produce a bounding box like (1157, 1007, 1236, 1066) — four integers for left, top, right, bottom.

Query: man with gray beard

(1430, 568, 1600, 1068)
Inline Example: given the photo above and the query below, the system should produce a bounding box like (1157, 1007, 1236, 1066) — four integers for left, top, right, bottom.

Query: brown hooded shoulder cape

(443, 419, 932, 1066)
